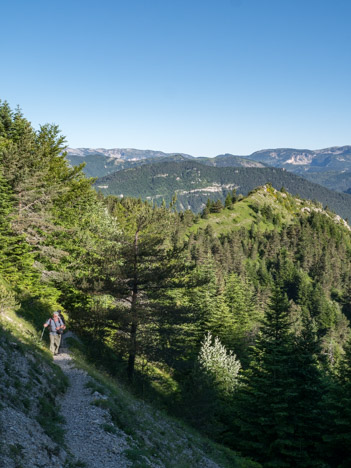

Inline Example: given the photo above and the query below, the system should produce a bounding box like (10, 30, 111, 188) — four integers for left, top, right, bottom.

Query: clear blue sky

(2, 0, 350, 156)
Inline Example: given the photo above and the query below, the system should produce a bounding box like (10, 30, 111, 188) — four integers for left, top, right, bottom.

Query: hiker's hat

(53, 311, 59, 316)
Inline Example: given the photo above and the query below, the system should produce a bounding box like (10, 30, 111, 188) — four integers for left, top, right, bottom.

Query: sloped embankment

(0, 315, 257, 468)
(53, 343, 131, 467)
(0, 323, 68, 467)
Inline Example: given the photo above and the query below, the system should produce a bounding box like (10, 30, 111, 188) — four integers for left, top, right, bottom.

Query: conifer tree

(233, 285, 297, 466)
(205, 273, 260, 361)
(210, 199, 224, 213)
(96, 197, 188, 381)
(287, 318, 327, 466)
(0, 166, 37, 289)
(224, 193, 232, 209)
(233, 287, 329, 466)
(324, 338, 351, 467)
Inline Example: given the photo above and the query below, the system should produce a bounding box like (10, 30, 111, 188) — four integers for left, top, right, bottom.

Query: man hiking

(43, 311, 66, 355)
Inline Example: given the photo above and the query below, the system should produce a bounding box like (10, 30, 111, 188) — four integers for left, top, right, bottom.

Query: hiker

(43, 311, 66, 355)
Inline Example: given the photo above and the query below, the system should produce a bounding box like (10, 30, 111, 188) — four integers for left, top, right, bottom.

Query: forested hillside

(66, 151, 192, 178)
(95, 160, 351, 220)
(1, 101, 351, 467)
(66, 146, 351, 193)
(65, 149, 264, 179)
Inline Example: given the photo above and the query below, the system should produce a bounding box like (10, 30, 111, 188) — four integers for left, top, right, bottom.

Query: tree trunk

(127, 320, 137, 382)
(127, 229, 139, 382)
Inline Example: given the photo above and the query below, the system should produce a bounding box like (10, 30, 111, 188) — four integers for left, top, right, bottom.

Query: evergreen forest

(1, 101, 351, 467)
(94, 160, 351, 219)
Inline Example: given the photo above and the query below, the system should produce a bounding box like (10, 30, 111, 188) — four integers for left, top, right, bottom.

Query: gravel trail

(54, 336, 131, 468)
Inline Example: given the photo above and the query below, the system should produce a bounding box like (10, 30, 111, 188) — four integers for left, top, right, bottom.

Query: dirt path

(54, 335, 131, 467)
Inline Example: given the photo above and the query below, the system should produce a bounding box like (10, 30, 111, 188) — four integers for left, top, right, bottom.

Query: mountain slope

(66, 146, 351, 192)
(66, 147, 195, 160)
(243, 146, 351, 191)
(196, 154, 265, 168)
(66, 150, 195, 178)
(0, 310, 69, 467)
(65, 148, 263, 178)
(187, 184, 350, 238)
(296, 170, 351, 193)
(95, 160, 351, 219)
(247, 146, 351, 172)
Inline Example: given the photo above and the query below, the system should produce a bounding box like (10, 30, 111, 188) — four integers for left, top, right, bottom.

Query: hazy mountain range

(65, 148, 265, 179)
(65, 146, 351, 193)
(64, 146, 351, 218)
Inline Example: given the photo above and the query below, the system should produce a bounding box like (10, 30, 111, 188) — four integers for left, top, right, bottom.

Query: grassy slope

(188, 185, 350, 238)
(189, 186, 295, 237)
(0, 308, 70, 465)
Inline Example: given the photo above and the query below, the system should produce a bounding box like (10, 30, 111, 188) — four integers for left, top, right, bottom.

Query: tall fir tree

(287, 318, 327, 466)
(93, 197, 187, 381)
(233, 285, 297, 466)
(324, 337, 351, 467)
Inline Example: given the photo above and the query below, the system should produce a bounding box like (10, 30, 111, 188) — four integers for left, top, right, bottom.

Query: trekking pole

(40, 326, 45, 341)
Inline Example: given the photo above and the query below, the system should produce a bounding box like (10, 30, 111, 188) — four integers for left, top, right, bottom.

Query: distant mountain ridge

(65, 147, 265, 179)
(66, 147, 195, 160)
(248, 146, 351, 171)
(66, 145, 351, 170)
(65, 146, 351, 192)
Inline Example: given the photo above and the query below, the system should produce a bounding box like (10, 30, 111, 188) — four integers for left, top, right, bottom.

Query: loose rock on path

(54, 336, 131, 468)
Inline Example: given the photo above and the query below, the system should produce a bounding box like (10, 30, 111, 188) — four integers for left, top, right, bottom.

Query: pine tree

(224, 193, 232, 209)
(0, 100, 13, 137)
(206, 273, 260, 362)
(324, 338, 351, 467)
(210, 199, 224, 213)
(287, 318, 327, 466)
(0, 166, 37, 289)
(201, 205, 210, 218)
(233, 285, 297, 466)
(95, 197, 187, 381)
(233, 287, 329, 466)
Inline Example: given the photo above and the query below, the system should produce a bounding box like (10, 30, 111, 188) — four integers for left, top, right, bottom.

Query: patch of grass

(92, 398, 136, 436)
(64, 459, 87, 467)
(8, 443, 24, 468)
(22, 397, 31, 412)
(36, 394, 66, 444)
(138, 362, 180, 399)
(9, 443, 23, 457)
(13, 377, 22, 389)
(124, 448, 151, 467)
(51, 366, 69, 394)
(101, 423, 117, 434)
(85, 379, 108, 395)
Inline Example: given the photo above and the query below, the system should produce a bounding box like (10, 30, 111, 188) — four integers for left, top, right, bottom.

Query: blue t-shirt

(45, 317, 64, 334)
